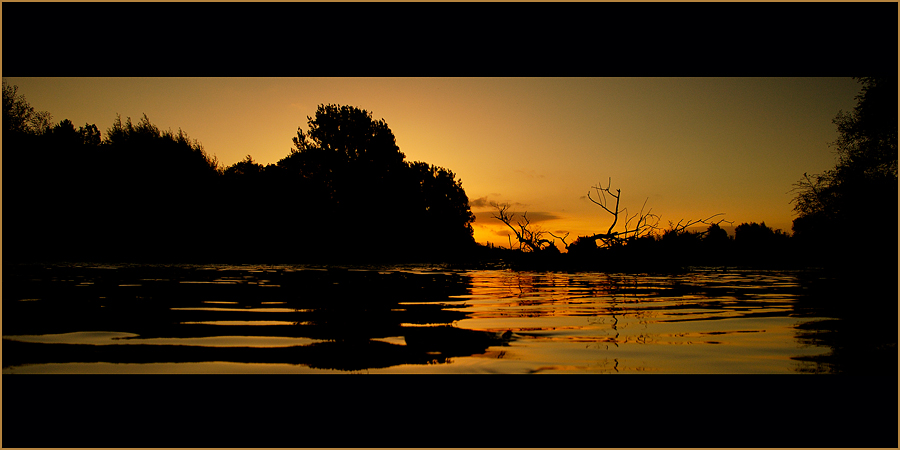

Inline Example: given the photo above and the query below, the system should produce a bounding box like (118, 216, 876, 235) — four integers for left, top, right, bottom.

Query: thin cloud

(473, 210, 561, 224)
(469, 195, 526, 210)
(470, 196, 490, 208)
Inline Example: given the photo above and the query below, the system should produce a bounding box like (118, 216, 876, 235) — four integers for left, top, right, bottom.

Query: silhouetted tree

(294, 104, 406, 168)
(222, 155, 267, 237)
(702, 222, 731, 266)
(791, 77, 898, 270)
(2, 87, 92, 261)
(406, 161, 476, 255)
(490, 202, 554, 252)
(4, 92, 475, 263)
(50, 119, 81, 144)
(278, 104, 475, 260)
(567, 235, 598, 256)
(77, 114, 223, 261)
(704, 222, 729, 245)
(583, 177, 661, 247)
(102, 114, 218, 173)
(665, 214, 730, 237)
(732, 222, 792, 267)
(580, 177, 728, 248)
(224, 154, 264, 178)
(80, 123, 101, 147)
(3, 81, 52, 135)
(660, 226, 702, 259)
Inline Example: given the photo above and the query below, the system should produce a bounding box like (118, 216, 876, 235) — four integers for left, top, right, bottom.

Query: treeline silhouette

(569, 221, 796, 270)
(479, 221, 798, 271)
(4, 79, 895, 273)
(3, 87, 476, 263)
(480, 77, 897, 275)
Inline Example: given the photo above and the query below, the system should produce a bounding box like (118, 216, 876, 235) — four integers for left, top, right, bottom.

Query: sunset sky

(3, 77, 863, 249)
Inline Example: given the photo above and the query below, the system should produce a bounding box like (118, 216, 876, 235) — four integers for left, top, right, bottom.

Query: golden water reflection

(447, 270, 828, 373)
(2, 264, 879, 373)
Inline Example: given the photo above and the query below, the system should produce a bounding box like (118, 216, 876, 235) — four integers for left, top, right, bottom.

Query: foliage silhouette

(488, 79, 896, 273)
(791, 77, 898, 273)
(274, 104, 475, 261)
(3, 93, 475, 263)
(3, 81, 52, 135)
(6, 81, 892, 272)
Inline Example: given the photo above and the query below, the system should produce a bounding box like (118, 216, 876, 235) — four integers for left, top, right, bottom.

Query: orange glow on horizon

(3, 77, 860, 243)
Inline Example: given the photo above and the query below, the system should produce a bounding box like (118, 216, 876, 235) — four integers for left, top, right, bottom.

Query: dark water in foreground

(3, 263, 896, 373)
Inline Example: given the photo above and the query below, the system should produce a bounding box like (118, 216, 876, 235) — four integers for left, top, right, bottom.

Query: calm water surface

(1, 263, 869, 373)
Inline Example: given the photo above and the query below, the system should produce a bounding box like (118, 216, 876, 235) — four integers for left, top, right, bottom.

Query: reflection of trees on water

(6, 265, 892, 373)
(468, 271, 740, 353)
(3, 265, 517, 372)
(466, 269, 897, 374)
(789, 272, 897, 374)
(469, 271, 651, 311)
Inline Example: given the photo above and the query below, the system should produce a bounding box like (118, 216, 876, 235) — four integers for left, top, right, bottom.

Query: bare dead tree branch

(587, 177, 621, 236)
(548, 231, 570, 250)
(622, 197, 661, 240)
(584, 178, 659, 246)
(666, 213, 732, 236)
(491, 202, 553, 252)
(584, 177, 731, 247)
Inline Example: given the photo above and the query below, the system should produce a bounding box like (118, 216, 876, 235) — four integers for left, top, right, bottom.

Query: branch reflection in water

(3, 263, 891, 373)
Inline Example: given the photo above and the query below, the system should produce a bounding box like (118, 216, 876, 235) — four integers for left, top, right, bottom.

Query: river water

(3, 263, 893, 374)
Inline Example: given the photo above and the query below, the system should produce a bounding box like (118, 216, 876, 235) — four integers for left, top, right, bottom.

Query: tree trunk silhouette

(584, 178, 661, 246)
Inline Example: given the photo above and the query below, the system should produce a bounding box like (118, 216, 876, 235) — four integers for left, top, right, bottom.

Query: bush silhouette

(3, 94, 476, 263)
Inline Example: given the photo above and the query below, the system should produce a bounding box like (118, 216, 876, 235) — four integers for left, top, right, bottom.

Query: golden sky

(3, 77, 861, 249)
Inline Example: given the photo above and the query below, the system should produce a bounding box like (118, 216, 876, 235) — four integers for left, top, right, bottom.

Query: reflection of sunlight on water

(170, 307, 300, 312)
(3, 362, 331, 374)
(447, 270, 830, 373)
(179, 321, 305, 326)
(3, 265, 845, 373)
(4, 331, 139, 344)
(4, 332, 324, 347)
(371, 336, 407, 346)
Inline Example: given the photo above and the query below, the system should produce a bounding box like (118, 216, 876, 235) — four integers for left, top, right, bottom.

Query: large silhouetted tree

(791, 77, 898, 270)
(294, 104, 406, 168)
(405, 161, 476, 254)
(278, 104, 475, 260)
